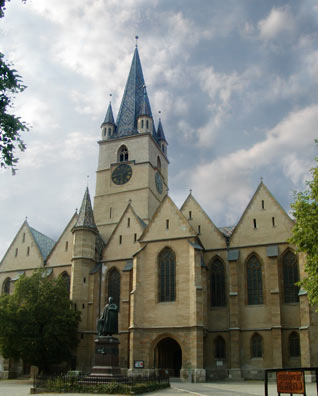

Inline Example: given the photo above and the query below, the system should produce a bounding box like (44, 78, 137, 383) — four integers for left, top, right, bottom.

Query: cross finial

(25, 216, 28, 221)
(190, 189, 192, 194)
(87, 175, 90, 187)
(109, 93, 112, 103)
(135, 35, 139, 47)
(158, 110, 161, 119)
(260, 176, 263, 183)
(75, 208, 78, 214)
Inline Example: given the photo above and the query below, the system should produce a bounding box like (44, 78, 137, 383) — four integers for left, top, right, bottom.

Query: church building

(1, 45, 317, 381)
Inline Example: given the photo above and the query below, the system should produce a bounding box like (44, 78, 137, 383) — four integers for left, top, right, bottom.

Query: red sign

(276, 371, 305, 394)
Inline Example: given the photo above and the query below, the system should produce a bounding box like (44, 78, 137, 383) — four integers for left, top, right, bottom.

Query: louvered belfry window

(247, 255, 263, 305)
(251, 333, 263, 358)
(108, 268, 120, 309)
(283, 251, 299, 303)
(211, 259, 226, 307)
(289, 332, 300, 357)
(159, 248, 176, 302)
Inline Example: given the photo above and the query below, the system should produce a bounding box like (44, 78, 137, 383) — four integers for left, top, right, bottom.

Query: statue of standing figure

(97, 297, 118, 336)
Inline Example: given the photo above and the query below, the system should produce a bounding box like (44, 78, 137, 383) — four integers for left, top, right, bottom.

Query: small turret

(137, 86, 153, 134)
(101, 101, 116, 140)
(157, 118, 168, 156)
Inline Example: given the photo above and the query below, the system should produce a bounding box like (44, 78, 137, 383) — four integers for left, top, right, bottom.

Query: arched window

(118, 145, 128, 162)
(60, 272, 70, 296)
(107, 268, 120, 310)
(247, 255, 263, 305)
(289, 332, 300, 357)
(159, 248, 176, 302)
(283, 251, 299, 303)
(214, 336, 226, 359)
(210, 258, 226, 307)
(157, 156, 161, 170)
(251, 333, 263, 358)
(2, 277, 11, 295)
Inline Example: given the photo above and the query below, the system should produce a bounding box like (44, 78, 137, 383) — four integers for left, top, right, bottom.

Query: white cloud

(258, 6, 296, 40)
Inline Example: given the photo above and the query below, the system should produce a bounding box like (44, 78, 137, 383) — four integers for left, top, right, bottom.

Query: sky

(1, 0, 318, 259)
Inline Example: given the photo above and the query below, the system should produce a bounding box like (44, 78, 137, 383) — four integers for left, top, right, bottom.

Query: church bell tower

(94, 45, 169, 242)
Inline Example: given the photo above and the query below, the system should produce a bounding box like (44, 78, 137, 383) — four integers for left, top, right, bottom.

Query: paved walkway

(0, 379, 317, 396)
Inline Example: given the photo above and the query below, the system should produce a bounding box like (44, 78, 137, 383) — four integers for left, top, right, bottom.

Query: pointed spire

(139, 86, 152, 117)
(73, 187, 97, 232)
(157, 118, 167, 143)
(103, 101, 115, 125)
(116, 46, 154, 136)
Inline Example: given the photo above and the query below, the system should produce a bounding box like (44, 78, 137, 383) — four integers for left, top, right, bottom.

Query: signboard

(276, 371, 305, 394)
(134, 360, 144, 369)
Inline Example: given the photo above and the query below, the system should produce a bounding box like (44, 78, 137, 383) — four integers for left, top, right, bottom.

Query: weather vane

(135, 35, 139, 47)
(158, 110, 161, 119)
(109, 93, 112, 103)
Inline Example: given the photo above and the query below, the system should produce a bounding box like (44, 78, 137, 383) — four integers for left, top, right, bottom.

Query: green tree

(290, 148, 318, 306)
(1, 0, 28, 174)
(0, 271, 81, 373)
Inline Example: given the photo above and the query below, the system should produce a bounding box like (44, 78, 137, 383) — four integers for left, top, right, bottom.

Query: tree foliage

(290, 146, 318, 306)
(0, 0, 28, 173)
(0, 271, 81, 372)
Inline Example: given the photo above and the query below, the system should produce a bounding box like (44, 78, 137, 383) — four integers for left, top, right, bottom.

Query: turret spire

(103, 101, 115, 125)
(73, 187, 97, 232)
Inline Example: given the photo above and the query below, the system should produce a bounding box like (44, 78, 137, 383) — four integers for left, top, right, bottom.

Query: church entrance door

(155, 337, 182, 377)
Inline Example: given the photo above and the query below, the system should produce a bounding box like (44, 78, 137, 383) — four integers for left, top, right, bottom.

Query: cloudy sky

(1, 0, 318, 258)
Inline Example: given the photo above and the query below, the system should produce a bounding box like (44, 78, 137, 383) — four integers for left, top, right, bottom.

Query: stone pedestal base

(180, 368, 206, 383)
(228, 368, 242, 380)
(90, 336, 122, 378)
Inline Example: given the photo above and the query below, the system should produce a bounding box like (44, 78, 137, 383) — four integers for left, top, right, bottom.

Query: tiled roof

(29, 227, 55, 260)
(157, 118, 167, 143)
(103, 102, 115, 125)
(73, 187, 97, 231)
(116, 47, 154, 137)
(139, 87, 152, 117)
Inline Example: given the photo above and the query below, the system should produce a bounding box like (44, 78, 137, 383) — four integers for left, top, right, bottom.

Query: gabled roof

(73, 187, 97, 232)
(116, 47, 154, 137)
(157, 118, 167, 143)
(29, 226, 56, 261)
(102, 102, 115, 125)
(139, 194, 197, 242)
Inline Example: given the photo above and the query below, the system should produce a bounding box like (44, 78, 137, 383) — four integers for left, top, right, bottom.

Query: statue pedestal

(90, 336, 122, 377)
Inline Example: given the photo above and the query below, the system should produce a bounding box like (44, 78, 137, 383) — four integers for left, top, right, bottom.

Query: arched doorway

(155, 337, 182, 377)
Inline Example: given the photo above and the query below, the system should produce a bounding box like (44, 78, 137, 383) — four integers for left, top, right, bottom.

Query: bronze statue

(97, 297, 118, 336)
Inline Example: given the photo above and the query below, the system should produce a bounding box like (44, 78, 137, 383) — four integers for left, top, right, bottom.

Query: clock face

(155, 172, 163, 194)
(112, 164, 132, 185)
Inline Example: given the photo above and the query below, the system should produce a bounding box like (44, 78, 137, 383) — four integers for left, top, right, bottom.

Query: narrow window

(272, 217, 275, 227)
(118, 145, 128, 162)
(15, 248, 18, 257)
(2, 278, 11, 295)
(289, 332, 300, 357)
(60, 272, 70, 295)
(162, 145, 165, 153)
(253, 219, 257, 229)
(109, 207, 112, 219)
(283, 251, 299, 303)
(251, 333, 263, 358)
(108, 127, 111, 136)
(119, 235, 122, 244)
(83, 277, 86, 283)
(189, 211, 192, 219)
(81, 333, 84, 339)
(134, 233, 137, 243)
(214, 336, 226, 359)
(262, 200, 264, 209)
(127, 218, 130, 227)
(146, 119, 149, 129)
(211, 259, 226, 307)
(141, 119, 144, 128)
(198, 225, 201, 234)
(65, 241, 68, 252)
(159, 248, 176, 302)
(247, 255, 263, 304)
(166, 219, 169, 230)
(27, 246, 30, 256)
(157, 156, 161, 170)
(104, 129, 107, 136)
(82, 304, 85, 309)
(74, 303, 77, 311)
(108, 268, 120, 310)
(22, 233, 25, 243)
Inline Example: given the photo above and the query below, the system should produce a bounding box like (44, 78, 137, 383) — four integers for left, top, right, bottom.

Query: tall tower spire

(115, 47, 154, 137)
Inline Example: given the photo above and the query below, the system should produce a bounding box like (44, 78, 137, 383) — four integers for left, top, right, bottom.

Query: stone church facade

(1, 46, 318, 381)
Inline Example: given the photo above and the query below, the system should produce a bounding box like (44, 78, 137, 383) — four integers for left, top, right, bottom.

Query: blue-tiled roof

(73, 187, 97, 231)
(103, 102, 115, 125)
(116, 47, 154, 137)
(157, 118, 167, 143)
(139, 87, 152, 117)
(29, 227, 55, 260)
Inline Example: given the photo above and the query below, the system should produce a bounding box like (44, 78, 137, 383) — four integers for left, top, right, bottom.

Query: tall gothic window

(214, 336, 226, 359)
(247, 255, 263, 305)
(283, 251, 299, 303)
(157, 156, 161, 170)
(108, 268, 120, 309)
(289, 332, 300, 357)
(159, 248, 176, 302)
(210, 258, 226, 307)
(2, 277, 11, 295)
(251, 333, 263, 358)
(118, 145, 128, 162)
(60, 271, 71, 296)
